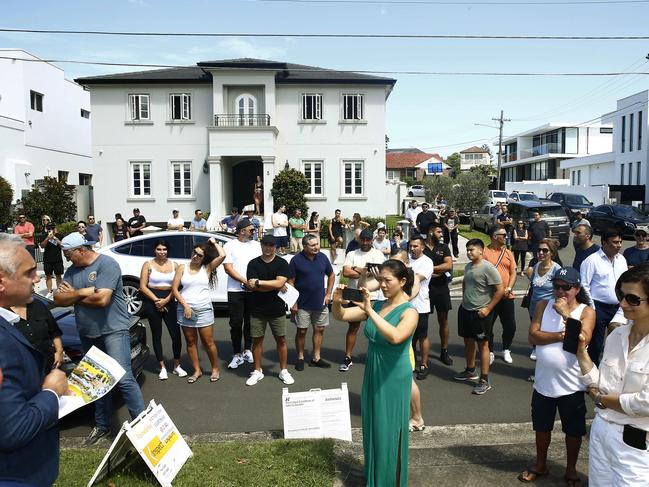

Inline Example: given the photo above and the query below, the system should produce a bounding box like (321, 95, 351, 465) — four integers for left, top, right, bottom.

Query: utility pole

(492, 110, 511, 190)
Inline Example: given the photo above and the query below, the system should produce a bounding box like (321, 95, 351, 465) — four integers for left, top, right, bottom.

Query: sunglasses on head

(615, 289, 649, 306)
(552, 282, 575, 291)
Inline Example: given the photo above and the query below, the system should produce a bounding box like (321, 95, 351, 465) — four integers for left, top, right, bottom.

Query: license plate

(130, 343, 142, 360)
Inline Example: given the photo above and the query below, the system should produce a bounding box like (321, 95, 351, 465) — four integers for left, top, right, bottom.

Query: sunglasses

(494, 233, 507, 237)
(538, 248, 550, 253)
(552, 282, 575, 291)
(615, 289, 649, 306)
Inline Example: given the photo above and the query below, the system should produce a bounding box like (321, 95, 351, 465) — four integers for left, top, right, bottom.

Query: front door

(231, 160, 262, 213)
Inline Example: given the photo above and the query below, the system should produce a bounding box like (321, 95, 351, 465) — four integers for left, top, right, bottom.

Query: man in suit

(0, 234, 69, 486)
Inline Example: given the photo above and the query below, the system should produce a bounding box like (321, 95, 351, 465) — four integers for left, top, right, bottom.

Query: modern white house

(75, 58, 396, 228)
(499, 122, 612, 187)
(459, 145, 491, 171)
(563, 90, 648, 204)
(0, 49, 92, 204)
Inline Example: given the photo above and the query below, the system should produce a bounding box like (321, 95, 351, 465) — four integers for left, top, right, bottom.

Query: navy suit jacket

(0, 316, 59, 486)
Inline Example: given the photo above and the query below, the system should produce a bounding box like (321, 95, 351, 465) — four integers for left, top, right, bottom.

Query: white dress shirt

(580, 249, 627, 324)
(580, 323, 649, 432)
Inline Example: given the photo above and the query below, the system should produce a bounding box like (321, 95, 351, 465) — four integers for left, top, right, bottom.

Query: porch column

(207, 156, 224, 229)
(262, 156, 276, 230)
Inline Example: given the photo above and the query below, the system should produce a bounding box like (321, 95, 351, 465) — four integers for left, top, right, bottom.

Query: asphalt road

(60, 235, 634, 437)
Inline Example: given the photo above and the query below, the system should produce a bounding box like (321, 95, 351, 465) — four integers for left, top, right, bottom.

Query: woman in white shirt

(519, 267, 595, 486)
(577, 264, 649, 486)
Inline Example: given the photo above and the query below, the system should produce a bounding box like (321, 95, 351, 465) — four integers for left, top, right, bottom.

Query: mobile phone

(366, 262, 381, 271)
(562, 318, 581, 354)
(342, 288, 364, 302)
(623, 424, 647, 450)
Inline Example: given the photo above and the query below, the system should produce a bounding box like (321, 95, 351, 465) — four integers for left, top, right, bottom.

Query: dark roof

(75, 58, 396, 87)
(460, 146, 489, 153)
(387, 148, 426, 154)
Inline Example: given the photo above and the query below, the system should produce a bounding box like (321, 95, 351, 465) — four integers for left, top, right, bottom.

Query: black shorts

(43, 261, 64, 277)
(414, 313, 429, 339)
(276, 236, 289, 248)
(429, 285, 452, 313)
(329, 235, 343, 245)
(458, 306, 493, 342)
(531, 390, 586, 437)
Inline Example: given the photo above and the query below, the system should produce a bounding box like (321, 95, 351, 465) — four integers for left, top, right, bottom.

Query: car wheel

(122, 279, 143, 316)
(408, 192, 413, 197)
(469, 219, 475, 231)
(484, 224, 490, 235)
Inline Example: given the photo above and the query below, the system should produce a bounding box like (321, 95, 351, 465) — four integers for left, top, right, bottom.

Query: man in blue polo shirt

(288, 233, 335, 371)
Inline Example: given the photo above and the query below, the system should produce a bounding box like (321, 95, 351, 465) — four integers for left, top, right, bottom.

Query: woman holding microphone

(577, 264, 649, 486)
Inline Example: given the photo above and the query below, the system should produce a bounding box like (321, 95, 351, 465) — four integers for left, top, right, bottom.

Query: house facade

(459, 146, 491, 171)
(499, 122, 612, 187)
(386, 149, 446, 181)
(75, 58, 396, 228)
(0, 49, 92, 203)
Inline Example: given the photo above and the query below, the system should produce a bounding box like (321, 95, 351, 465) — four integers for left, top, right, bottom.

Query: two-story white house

(459, 146, 491, 171)
(0, 49, 92, 203)
(75, 58, 396, 228)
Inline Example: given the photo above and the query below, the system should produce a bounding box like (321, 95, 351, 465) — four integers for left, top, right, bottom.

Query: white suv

(487, 190, 509, 205)
(407, 185, 425, 197)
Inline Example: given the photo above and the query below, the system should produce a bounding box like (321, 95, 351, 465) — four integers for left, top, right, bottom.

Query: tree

(468, 164, 497, 178)
(445, 152, 461, 178)
(422, 176, 454, 204)
(449, 171, 490, 211)
(270, 168, 309, 216)
(16, 176, 77, 226)
(0, 177, 13, 226)
(480, 143, 494, 163)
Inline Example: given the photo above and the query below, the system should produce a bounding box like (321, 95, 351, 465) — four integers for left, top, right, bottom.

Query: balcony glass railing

(214, 114, 271, 127)
(521, 142, 562, 159)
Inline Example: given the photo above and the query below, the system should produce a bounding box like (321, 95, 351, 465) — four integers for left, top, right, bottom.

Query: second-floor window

(303, 160, 323, 196)
(301, 94, 322, 120)
(128, 94, 150, 121)
(170, 161, 192, 196)
(342, 94, 364, 121)
(170, 93, 191, 121)
(30, 90, 43, 112)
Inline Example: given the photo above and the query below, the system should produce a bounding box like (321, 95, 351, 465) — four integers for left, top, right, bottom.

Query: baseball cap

(61, 232, 96, 250)
(376, 222, 386, 229)
(552, 267, 581, 286)
(260, 234, 277, 246)
(236, 218, 252, 232)
(360, 229, 373, 240)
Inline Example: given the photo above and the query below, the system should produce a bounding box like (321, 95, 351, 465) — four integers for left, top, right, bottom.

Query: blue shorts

(276, 236, 289, 248)
(177, 306, 214, 328)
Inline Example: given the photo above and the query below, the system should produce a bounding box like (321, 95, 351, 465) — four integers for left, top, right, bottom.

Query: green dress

(362, 301, 414, 487)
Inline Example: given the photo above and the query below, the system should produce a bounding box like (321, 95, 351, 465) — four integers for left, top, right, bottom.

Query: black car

(507, 200, 571, 248)
(33, 294, 150, 378)
(587, 204, 649, 237)
(547, 192, 593, 221)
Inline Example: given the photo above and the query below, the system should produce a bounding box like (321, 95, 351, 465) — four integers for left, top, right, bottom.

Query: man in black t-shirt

(38, 223, 63, 298)
(245, 234, 295, 386)
(496, 205, 514, 247)
(416, 202, 438, 238)
(527, 211, 550, 254)
(127, 208, 146, 237)
(423, 225, 454, 366)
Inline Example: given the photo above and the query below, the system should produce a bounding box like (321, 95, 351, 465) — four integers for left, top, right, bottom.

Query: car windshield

(565, 194, 589, 205)
(493, 191, 508, 198)
(519, 193, 538, 201)
(615, 206, 648, 219)
(526, 207, 566, 219)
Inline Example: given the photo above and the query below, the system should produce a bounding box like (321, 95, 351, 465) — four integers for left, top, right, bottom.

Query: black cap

(360, 229, 373, 240)
(260, 234, 277, 246)
(236, 218, 252, 232)
(552, 267, 581, 286)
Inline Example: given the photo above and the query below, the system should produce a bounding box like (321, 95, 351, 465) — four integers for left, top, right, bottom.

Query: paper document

(278, 283, 300, 308)
(59, 346, 126, 418)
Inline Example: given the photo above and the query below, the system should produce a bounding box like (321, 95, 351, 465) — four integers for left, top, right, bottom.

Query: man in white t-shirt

(166, 209, 184, 231)
(409, 236, 435, 380)
(372, 227, 391, 259)
(272, 205, 289, 256)
(223, 218, 262, 369)
(406, 200, 422, 228)
(339, 229, 385, 372)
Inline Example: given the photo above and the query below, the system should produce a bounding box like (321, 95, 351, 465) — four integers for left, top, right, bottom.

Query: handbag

(521, 265, 534, 309)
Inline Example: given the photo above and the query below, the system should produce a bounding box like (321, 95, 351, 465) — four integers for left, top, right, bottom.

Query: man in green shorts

(245, 235, 295, 386)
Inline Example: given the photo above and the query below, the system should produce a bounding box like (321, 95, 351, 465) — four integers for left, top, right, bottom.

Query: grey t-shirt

(462, 260, 502, 311)
(63, 254, 130, 338)
(84, 223, 102, 242)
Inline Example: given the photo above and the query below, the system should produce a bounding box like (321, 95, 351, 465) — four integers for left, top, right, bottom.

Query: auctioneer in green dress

(362, 301, 415, 487)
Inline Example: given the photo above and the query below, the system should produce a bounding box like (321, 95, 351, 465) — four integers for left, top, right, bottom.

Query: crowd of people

(4, 198, 649, 487)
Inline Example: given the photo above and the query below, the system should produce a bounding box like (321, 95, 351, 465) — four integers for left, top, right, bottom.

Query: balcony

(521, 142, 562, 159)
(214, 114, 271, 127)
(504, 153, 517, 163)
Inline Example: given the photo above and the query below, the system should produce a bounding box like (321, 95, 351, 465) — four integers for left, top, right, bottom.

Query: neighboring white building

(499, 122, 612, 186)
(565, 90, 648, 203)
(75, 58, 396, 228)
(459, 145, 491, 171)
(0, 49, 92, 202)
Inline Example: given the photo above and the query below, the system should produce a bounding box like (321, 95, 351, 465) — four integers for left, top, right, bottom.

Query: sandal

(187, 374, 202, 384)
(408, 422, 425, 432)
(517, 468, 549, 483)
(210, 371, 220, 382)
(564, 475, 583, 487)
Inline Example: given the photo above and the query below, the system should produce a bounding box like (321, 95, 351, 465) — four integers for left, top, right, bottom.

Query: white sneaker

(246, 369, 264, 386)
(172, 365, 188, 377)
(502, 349, 513, 364)
(228, 355, 245, 369)
(242, 349, 254, 364)
(158, 368, 168, 380)
(45, 292, 54, 300)
(489, 352, 495, 365)
(529, 349, 537, 361)
(279, 369, 295, 385)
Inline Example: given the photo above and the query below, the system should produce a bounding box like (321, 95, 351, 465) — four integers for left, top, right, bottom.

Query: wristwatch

(594, 392, 607, 409)
(255, 279, 260, 288)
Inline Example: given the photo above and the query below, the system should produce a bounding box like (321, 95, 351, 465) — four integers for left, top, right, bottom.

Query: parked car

(587, 204, 649, 237)
(507, 200, 571, 248)
(469, 204, 498, 233)
(407, 185, 425, 197)
(487, 190, 509, 205)
(508, 191, 539, 203)
(98, 230, 236, 316)
(32, 294, 150, 378)
(547, 192, 593, 221)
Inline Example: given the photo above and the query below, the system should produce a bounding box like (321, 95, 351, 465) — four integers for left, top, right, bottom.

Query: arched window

(235, 94, 256, 126)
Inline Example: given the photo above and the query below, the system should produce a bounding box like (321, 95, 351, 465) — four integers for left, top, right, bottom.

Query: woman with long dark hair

(512, 220, 529, 275)
(333, 259, 418, 486)
(172, 237, 225, 383)
(307, 211, 320, 237)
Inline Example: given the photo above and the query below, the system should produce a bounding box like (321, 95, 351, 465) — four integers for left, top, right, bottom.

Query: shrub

(270, 169, 309, 216)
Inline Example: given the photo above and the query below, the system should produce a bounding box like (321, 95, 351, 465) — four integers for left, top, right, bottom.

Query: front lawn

(458, 224, 490, 247)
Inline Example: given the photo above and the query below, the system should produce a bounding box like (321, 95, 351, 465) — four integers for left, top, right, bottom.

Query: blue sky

(2, 0, 649, 156)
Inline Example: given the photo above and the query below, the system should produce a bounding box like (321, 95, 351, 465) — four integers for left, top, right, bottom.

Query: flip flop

(210, 372, 220, 382)
(408, 423, 426, 432)
(187, 374, 202, 384)
(518, 468, 549, 483)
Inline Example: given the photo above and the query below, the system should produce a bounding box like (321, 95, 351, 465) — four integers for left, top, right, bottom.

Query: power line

(1, 27, 649, 40)
(2, 56, 648, 77)
(252, 0, 649, 4)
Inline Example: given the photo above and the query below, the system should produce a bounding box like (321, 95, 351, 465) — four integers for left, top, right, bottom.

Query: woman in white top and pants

(172, 237, 225, 383)
(577, 264, 649, 486)
(519, 267, 595, 486)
